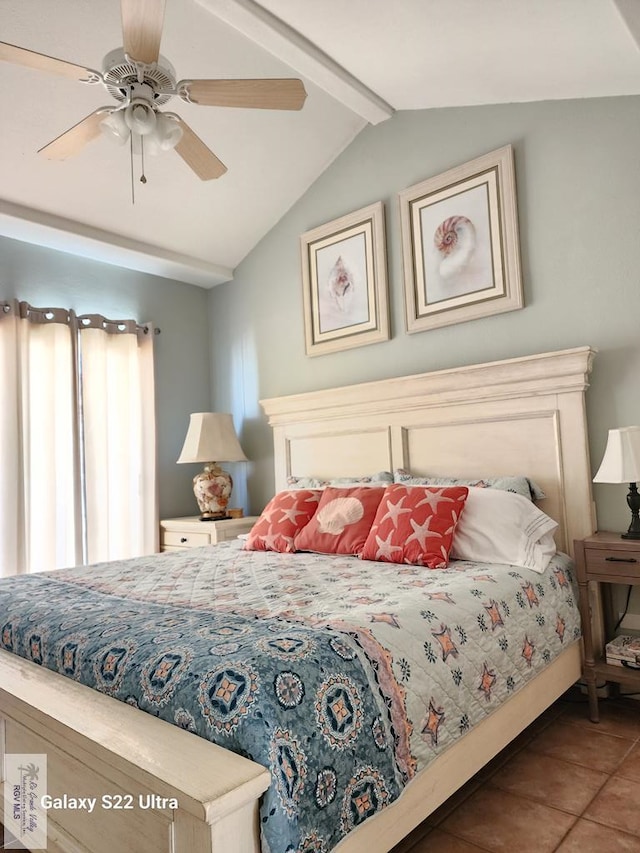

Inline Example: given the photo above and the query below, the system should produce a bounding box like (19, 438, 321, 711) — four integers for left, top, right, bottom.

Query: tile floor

(392, 692, 640, 853)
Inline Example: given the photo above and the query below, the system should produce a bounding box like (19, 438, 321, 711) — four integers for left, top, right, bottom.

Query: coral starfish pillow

(244, 490, 321, 552)
(360, 484, 468, 567)
(293, 486, 386, 556)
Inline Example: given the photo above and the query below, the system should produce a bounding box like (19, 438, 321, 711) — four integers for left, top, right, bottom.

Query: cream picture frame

(399, 145, 523, 333)
(300, 201, 389, 356)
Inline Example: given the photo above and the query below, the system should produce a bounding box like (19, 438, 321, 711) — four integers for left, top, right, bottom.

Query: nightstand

(160, 516, 258, 552)
(575, 531, 640, 722)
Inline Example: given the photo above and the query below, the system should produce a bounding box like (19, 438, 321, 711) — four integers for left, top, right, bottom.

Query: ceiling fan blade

(179, 78, 307, 111)
(121, 0, 166, 64)
(173, 117, 227, 181)
(0, 41, 101, 83)
(38, 108, 112, 160)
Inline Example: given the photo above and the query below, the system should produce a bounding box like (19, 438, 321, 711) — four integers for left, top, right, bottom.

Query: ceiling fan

(0, 0, 307, 181)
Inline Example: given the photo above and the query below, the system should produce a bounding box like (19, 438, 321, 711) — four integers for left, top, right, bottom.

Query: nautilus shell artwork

(316, 497, 364, 535)
(433, 215, 476, 279)
(327, 255, 355, 311)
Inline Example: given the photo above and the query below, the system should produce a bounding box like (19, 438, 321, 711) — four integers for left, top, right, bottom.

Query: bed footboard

(0, 650, 270, 853)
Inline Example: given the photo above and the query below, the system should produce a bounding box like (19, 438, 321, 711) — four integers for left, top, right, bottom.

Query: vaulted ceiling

(2, 0, 639, 287)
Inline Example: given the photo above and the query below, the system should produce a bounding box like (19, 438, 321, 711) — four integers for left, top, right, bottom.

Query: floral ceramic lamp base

(193, 462, 232, 520)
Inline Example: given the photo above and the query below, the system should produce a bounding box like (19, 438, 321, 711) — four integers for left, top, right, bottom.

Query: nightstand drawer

(159, 516, 259, 552)
(162, 530, 211, 549)
(584, 548, 640, 578)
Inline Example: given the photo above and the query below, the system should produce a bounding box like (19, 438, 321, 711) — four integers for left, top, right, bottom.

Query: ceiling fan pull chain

(130, 132, 135, 205)
(140, 136, 147, 184)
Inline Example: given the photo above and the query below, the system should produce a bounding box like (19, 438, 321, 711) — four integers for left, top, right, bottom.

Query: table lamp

(593, 426, 640, 539)
(177, 413, 247, 520)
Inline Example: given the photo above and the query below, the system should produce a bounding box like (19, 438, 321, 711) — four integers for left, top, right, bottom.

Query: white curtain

(81, 324, 157, 562)
(0, 301, 157, 577)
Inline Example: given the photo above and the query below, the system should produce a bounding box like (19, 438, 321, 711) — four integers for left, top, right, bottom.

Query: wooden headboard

(261, 347, 597, 556)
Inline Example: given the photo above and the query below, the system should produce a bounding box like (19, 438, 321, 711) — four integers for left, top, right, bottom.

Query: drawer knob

(605, 556, 637, 563)
(180, 537, 188, 543)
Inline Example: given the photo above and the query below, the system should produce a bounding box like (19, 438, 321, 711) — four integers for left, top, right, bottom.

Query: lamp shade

(124, 102, 156, 136)
(100, 109, 130, 145)
(593, 426, 640, 484)
(154, 112, 183, 150)
(177, 413, 247, 464)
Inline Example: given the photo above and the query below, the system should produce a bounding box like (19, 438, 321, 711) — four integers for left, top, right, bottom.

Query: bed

(0, 346, 596, 853)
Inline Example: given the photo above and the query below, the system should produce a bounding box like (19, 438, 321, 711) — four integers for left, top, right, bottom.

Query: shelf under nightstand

(575, 531, 640, 722)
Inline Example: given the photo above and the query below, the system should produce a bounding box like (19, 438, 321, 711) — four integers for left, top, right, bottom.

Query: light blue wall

(1, 235, 211, 518)
(209, 95, 640, 531)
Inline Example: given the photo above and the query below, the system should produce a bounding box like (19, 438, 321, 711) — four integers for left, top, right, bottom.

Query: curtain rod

(0, 299, 160, 335)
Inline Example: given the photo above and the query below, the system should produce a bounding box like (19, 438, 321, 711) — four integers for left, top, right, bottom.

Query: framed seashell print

(300, 201, 390, 356)
(399, 145, 523, 333)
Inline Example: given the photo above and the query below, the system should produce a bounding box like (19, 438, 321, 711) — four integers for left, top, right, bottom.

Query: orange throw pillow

(244, 490, 321, 552)
(293, 486, 385, 556)
(360, 484, 468, 567)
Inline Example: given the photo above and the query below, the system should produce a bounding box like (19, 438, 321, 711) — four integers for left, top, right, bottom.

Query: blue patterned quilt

(0, 543, 581, 852)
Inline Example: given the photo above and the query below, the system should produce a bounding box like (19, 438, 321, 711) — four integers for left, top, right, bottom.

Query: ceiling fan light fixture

(124, 102, 156, 136)
(99, 109, 130, 145)
(154, 112, 183, 151)
(143, 112, 183, 156)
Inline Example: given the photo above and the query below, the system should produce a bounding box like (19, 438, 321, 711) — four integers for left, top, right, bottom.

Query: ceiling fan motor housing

(102, 47, 176, 105)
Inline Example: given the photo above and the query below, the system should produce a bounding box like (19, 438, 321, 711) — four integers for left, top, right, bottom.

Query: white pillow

(287, 472, 393, 489)
(451, 487, 558, 573)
